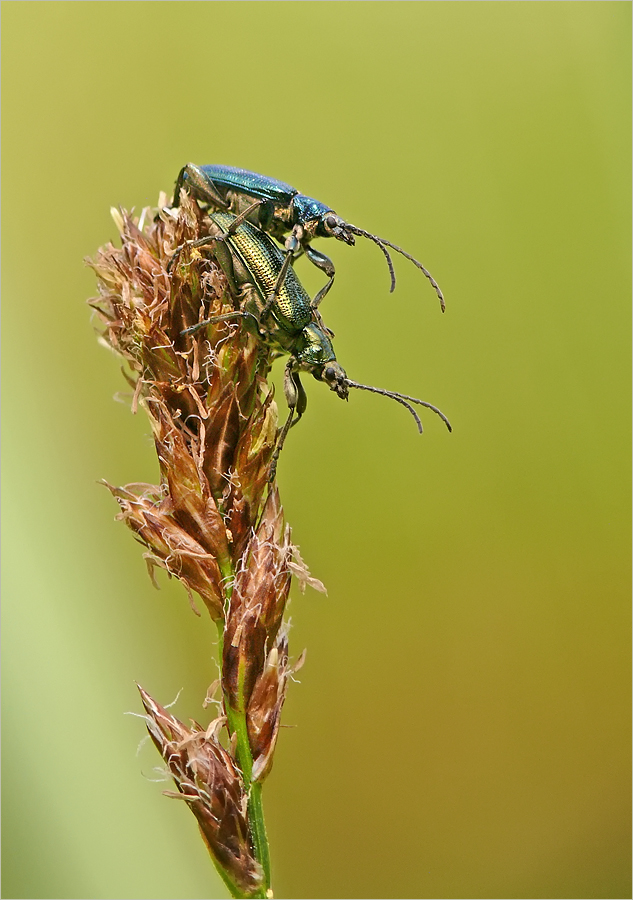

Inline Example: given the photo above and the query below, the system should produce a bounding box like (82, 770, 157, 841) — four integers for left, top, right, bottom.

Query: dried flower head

(89, 193, 324, 897)
(138, 685, 263, 897)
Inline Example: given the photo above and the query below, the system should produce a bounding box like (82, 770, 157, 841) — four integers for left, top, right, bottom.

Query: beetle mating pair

(171, 164, 451, 478)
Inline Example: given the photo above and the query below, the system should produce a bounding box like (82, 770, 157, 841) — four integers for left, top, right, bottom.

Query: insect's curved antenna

(376, 236, 445, 311)
(346, 225, 396, 293)
(345, 379, 452, 433)
(347, 225, 445, 311)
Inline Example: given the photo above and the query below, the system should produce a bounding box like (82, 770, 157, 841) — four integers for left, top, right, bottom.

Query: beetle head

(320, 361, 349, 399)
(319, 213, 356, 246)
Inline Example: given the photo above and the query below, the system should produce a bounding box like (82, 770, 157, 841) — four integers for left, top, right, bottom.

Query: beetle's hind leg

(268, 363, 307, 481)
(172, 164, 229, 210)
(168, 226, 246, 274)
(167, 233, 224, 274)
(169, 200, 273, 276)
(181, 310, 249, 337)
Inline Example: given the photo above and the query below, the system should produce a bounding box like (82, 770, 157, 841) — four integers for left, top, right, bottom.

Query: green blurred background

(2, 3, 630, 898)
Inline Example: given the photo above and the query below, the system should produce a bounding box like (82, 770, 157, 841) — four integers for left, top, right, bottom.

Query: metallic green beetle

(180, 212, 451, 478)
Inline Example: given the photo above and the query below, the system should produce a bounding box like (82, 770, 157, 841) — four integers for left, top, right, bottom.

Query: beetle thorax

(295, 323, 336, 370)
(290, 195, 334, 232)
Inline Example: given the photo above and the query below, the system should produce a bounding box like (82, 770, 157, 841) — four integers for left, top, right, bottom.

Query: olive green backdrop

(2, 3, 630, 899)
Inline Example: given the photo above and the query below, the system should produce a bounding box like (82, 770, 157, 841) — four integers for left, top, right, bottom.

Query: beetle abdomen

(210, 213, 312, 330)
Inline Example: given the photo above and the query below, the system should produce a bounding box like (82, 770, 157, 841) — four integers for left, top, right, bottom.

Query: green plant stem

(216, 564, 272, 899)
(224, 686, 271, 892)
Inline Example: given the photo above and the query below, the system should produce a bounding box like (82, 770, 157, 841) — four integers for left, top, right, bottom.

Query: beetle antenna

(345, 379, 452, 433)
(348, 226, 445, 311)
(375, 236, 445, 311)
(346, 225, 397, 293)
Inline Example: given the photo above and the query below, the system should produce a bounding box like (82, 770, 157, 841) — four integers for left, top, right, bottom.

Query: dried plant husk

(90, 197, 279, 608)
(138, 686, 264, 897)
(89, 194, 324, 896)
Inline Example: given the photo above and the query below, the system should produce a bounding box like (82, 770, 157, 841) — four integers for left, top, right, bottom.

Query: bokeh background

(2, 3, 630, 899)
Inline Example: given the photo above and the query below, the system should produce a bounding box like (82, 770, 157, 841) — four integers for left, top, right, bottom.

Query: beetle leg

(268, 362, 304, 481)
(181, 310, 248, 337)
(292, 371, 308, 421)
(167, 233, 224, 274)
(257, 226, 304, 326)
(223, 198, 268, 234)
(304, 245, 336, 308)
(168, 229, 243, 274)
(173, 164, 229, 209)
(257, 251, 294, 327)
(169, 201, 274, 275)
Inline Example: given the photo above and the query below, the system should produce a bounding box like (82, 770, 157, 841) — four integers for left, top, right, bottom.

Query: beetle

(177, 212, 451, 479)
(171, 164, 445, 316)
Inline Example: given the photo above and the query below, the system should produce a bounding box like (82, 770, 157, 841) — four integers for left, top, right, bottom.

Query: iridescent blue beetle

(172, 164, 445, 314)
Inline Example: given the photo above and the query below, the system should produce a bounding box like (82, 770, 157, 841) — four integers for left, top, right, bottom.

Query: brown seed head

(247, 630, 307, 783)
(91, 194, 326, 893)
(223, 489, 292, 711)
(88, 195, 279, 615)
(137, 685, 263, 896)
